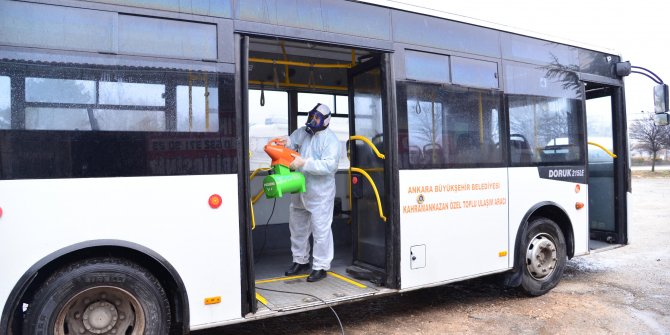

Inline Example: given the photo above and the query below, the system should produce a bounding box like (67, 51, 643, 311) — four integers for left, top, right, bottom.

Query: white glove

(289, 154, 306, 170)
(272, 136, 289, 146)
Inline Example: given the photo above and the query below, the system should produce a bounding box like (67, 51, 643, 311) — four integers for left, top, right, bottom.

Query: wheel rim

(526, 233, 558, 280)
(54, 286, 145, 335)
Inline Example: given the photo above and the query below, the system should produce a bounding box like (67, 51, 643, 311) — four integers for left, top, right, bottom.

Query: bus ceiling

(247, 37, 374, 93)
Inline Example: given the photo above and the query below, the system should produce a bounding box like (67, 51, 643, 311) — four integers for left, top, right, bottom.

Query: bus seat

(510, 133, 533, 164)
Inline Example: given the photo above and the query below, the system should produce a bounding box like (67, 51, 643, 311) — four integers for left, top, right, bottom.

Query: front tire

(23, 257, 171, 335)
(519, 217, 567, 296)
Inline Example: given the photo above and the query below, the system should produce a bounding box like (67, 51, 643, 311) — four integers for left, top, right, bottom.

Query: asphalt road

(199, 176, 670, 334)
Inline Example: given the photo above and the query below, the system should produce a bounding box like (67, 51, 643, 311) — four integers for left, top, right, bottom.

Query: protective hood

(305, 103, 331, 135)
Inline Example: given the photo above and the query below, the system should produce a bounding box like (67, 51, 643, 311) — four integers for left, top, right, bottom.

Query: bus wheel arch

(527, 204, 575, 260)
(23, 257, 171, 334)
(504, 203, 574, 292)
(3, 242, 189, 335)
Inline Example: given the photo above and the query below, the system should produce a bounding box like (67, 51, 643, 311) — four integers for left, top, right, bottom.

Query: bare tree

(629, 113, 670, 171)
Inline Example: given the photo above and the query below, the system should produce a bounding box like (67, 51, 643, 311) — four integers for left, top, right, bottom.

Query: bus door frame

(347, 53, 399, 289)
(238, 34, 256, 315)
(582, 77, 629, 246)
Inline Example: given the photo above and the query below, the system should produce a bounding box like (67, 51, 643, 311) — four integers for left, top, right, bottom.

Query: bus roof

(356, 0, 620, 57)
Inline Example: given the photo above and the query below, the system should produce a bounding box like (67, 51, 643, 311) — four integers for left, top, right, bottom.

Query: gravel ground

(200, 176, 670, 334)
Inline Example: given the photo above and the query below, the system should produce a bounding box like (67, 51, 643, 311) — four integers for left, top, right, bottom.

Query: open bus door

(584, 81, 628, 249)
(346, 54, 396, 286)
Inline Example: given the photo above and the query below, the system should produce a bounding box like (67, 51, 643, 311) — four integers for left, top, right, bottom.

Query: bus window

(452, 56, 499, 89)
(100, 82, 165, 106)
(0, 76, 8, 129)
(18, 64, 220, 133)
(405, 50, 450, 84)
(505, 62, 585, 166)
(248, 89, 288, 170)
(176, 84, 219, 132)
(508, 96, 584, 165)
(24, 77, 96, 130)
(335, 95, 349, 115)
(297, 92, 350, 169)
(26, 78, 96, 104)
(398, 82, 503, 168)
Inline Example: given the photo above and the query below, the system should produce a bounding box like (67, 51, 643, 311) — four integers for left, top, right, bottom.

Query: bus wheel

(23, 257, 170, 335)
(520, 217, 567, 296)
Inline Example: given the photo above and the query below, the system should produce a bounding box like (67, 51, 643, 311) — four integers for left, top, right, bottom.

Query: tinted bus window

(397, 82, 503, 169)
(0, 76, 9, 129)
(452, 57, 498, 88)
(508, 96, 584, 165)
(405, 50, 450, 84)
(505, 62, 584, 166)
(118, 15, 217, 60)
(0, 61, 237, 179)
(26, 78, 96, 104)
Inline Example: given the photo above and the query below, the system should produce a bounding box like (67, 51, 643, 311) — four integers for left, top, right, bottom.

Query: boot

(306, 269, 327, 282)
(285, 262, 310, 276)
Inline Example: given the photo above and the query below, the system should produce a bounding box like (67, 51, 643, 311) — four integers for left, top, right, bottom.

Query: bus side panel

(507, 167, 589, 264)
(0, 174, 243, 328)
(398, 168, 509, 290)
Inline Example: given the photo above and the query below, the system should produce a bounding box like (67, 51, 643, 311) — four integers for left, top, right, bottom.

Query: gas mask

(305, 103, 332, 135)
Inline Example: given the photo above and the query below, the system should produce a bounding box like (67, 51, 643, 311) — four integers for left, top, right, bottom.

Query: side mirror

(654, 84, 669, 113)
(655, 112, 670, 126)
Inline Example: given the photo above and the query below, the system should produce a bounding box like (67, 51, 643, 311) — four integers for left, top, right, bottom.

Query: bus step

(345, 265, 385, 286)
(255, 271, 377, 311)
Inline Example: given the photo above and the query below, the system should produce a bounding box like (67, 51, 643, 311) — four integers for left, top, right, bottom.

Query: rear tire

(23, 257, 170, 335)
(519, 217, 567, 296)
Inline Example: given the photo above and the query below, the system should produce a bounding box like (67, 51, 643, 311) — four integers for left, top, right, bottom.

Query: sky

(379, 0, 669, 123)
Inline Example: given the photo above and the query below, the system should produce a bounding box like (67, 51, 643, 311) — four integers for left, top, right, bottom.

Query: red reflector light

(575, 202, 585, 210)
(575, 184, 581, 193)
(208, 194, 222, 209)
(0, 206, 3, 218)
(352, 176, 358, 184)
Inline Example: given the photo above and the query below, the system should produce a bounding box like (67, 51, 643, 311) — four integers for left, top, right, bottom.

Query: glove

(289, 154, 306, 170)
(272, 136, 289, 146)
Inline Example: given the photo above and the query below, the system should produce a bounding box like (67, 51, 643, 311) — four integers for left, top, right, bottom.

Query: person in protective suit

(274, 103, 340, 282)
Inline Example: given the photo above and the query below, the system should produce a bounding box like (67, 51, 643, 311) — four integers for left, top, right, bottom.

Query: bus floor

(252, 245, 389, 314)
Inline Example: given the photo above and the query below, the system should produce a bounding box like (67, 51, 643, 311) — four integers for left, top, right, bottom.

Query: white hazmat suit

(285, 124, 340, 271)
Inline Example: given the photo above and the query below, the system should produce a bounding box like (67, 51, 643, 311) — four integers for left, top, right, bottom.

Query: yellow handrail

(252, 188, 265, 205)
(249, 57, 353, 69)
(588, 141, 618, 158)
(350, 167, 386, 222)
(249, 167, 271, 230)
(249, 80, 347, 91)
(250, 167, 271, 180)
(349, 135, 385, 160)
(250, 199, 256, 230)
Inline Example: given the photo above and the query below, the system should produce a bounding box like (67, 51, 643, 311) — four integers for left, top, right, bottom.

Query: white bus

(0, 0, 634, 333)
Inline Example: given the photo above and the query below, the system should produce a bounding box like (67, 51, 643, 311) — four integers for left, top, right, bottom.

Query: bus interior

(245, 36, 393, 313)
